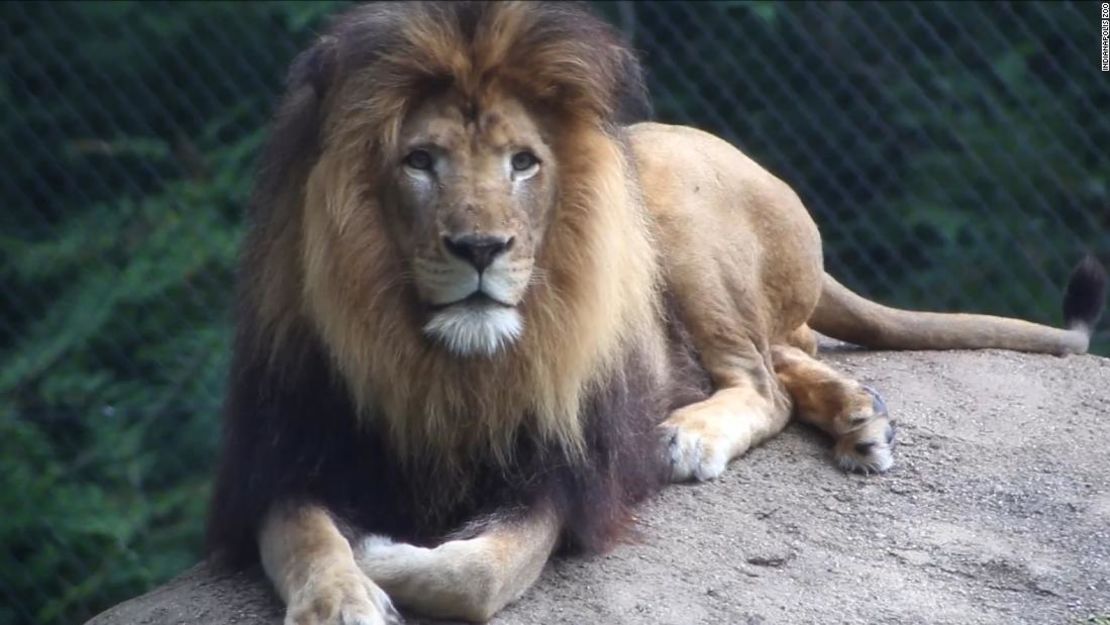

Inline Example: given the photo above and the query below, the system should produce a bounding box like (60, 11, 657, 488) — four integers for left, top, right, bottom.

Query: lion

(205, 2, 1108, 624)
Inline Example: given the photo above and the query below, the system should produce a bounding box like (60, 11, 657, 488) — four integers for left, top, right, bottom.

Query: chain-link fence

(1, 2, 1107, 623)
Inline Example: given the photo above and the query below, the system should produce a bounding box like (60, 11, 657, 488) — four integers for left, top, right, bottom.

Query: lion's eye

(404, 149, 434, 170)
(510, 151, 539, 172)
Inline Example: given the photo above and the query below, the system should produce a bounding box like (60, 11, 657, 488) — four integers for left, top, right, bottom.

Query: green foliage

(0, 2, 347, 623)
(0, 2, 1106, 624)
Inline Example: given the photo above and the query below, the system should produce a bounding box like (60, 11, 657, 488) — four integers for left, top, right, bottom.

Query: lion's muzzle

(416, 247, 532, 357)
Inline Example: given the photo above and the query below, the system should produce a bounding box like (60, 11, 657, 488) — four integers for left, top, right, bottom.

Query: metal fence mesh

(1, 2, 1107, 623)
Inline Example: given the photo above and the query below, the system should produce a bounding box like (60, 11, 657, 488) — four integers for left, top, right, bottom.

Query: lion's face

(385, 93, 558, 357)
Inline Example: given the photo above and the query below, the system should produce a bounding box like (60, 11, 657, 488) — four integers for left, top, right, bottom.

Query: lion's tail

(809, 255, 1107, 355)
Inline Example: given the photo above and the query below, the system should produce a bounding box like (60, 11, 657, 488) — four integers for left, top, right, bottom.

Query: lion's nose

(443, 234, 514, 271)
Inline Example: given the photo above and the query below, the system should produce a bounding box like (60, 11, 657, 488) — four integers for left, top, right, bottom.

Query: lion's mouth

(422, 291, 524, 356)
(430, 291, 515, 312)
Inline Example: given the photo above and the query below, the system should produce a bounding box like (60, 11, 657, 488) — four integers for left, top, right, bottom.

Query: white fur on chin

(424, 304, 523, 356)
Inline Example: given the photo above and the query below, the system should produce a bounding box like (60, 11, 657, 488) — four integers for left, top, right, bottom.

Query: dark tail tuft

(1062, 254, 1107, 334)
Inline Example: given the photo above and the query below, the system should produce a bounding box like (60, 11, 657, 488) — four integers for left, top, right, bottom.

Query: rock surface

(87, 348, 1110, 625)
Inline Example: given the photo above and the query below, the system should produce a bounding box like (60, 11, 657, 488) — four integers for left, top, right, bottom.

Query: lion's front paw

(833, 386, 896, 474)
(660, 405, 745, 482)
(285, 567, 403, 625)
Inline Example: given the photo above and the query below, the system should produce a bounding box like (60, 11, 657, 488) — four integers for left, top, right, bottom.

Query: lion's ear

(286, 35, 338, 100)
(248, 36, 338, 220)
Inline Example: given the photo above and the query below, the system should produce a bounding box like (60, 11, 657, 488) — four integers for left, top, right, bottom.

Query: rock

(87, 348, 1110, 625)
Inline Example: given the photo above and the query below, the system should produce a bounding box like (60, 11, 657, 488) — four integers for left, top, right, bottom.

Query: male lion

(206, 2, 1107, 624)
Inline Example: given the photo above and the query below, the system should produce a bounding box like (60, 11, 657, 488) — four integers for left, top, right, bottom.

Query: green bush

(0, 3, 345, 623)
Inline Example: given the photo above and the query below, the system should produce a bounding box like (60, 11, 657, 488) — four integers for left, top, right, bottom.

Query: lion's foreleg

(771, 344, 896, 473)
(353, 501, 561, 623)
(260, 503, 401, 625)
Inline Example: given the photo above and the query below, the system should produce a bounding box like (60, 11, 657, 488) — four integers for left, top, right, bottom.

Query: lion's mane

(207, 1, 707, 567)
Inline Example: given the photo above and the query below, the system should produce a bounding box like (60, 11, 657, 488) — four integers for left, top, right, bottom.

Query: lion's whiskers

(527, 268, 550, 288)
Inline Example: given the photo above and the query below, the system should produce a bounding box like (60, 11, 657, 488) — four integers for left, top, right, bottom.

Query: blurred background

(1, 1, 1108, 623)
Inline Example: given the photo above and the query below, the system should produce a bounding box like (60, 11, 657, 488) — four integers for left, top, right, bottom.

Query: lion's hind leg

(661, 342, 793, 482)
(659, 267, 795, 482)
(771, 344, 896, 473)
(662, 381, 793, 482)
(784, 323, 818, 356)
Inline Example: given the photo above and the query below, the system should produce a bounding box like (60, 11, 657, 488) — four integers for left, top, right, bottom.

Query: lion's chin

(422, 301, 523, 357)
